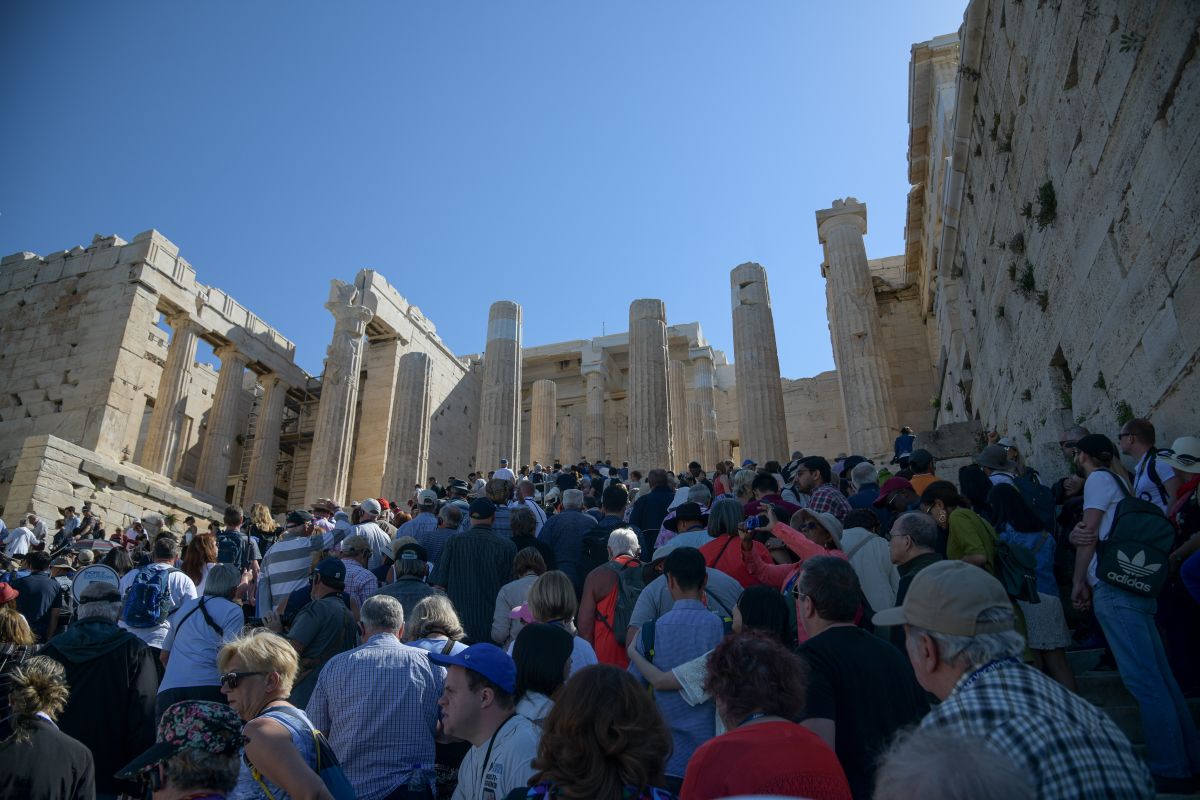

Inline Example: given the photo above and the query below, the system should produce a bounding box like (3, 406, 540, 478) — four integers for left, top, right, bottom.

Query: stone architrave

(529, 380, 557, 466)
(475, 301, 523, 472)
(243, 373, 287, 509)
(139, 314, 202, 480)
(306, 282, 374, 507)
(689, 347, 721, 470)
(581, 359, 608, 461)
(627, 299, 673, 474)
(816, 198, 898, 456)
(668, 360, 691, 469)
(730, 263, 790, 463)
(381, 351, 433, 502)
(195, 345, 251, 499)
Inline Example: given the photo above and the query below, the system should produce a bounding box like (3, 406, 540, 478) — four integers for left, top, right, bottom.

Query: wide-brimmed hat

(873, 560, 1013, 636)
(310, 498, 336, 513)
(115, 701, 244, 779)
(1160, 437, 1200, 475)
(663, 502, 709, 532)
(795, 508, 843, 549)
(973, 444, 1012, 472)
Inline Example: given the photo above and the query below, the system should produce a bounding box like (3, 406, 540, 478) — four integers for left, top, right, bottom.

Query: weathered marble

(627, 299, 673, 473)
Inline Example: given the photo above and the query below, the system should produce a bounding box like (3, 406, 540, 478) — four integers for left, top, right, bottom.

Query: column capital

(165, 312, 203, 334)
(214, 343, 250, 365)
(688, 345, 715, 364)
(326, 281, 374, 330)
(816, 197, 869, 242)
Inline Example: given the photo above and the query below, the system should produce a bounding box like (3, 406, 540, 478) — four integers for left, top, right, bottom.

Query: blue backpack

(120, 565, 179, 628)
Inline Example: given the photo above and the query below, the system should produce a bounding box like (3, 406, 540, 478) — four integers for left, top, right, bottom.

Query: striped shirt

(429, 527, 517, 644)
(257, 533, 325, 614)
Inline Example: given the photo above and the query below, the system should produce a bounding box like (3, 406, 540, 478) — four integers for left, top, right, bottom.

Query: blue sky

(1, 2, 965, 377)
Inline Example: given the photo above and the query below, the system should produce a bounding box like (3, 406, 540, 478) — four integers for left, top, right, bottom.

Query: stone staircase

(1074, 662, 1200, 799)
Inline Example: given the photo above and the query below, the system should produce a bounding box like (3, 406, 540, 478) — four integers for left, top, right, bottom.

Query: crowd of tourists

(2, 417, 1200, 799)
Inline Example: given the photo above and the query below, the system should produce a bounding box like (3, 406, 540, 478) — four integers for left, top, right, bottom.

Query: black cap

(286, 510, 313, 526)
(313, 557, 346, 587)
(469, 498, 497, 520)
(909, 449, 934, 471)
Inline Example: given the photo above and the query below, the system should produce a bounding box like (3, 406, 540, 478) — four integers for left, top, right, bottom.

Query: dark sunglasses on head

(220, 671, 264, 689)
(1060, 440, 1078, 449)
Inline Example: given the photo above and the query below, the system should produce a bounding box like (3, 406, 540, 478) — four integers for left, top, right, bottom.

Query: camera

(746, 514, 770, 530)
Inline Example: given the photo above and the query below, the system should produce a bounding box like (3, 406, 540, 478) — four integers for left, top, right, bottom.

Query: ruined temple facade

(2, 0, 1196, 523)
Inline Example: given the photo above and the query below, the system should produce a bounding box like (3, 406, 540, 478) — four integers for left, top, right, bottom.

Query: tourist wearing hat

(975, 444, 1018, 486)
(907, 449, 938, 496)
(115, 700, 245, 799)
(338, 534, 381, 610)
(1161, 437, 1200, 582)
(255, 509, 327, 617)
(42, 581, 159, 798)
(398, 488, 440, 542)
(654, 502, 713, 555)
(429, 642, 537, 800)
(875, 559, 1155, 798)
(873, 476, 922, 538)
(348, 498, 391, 572)
(309, 498, 337, 533)
(430, 498, 518, 644)
(1069, 433, 1200, 790)
(263, 556, 357, 708)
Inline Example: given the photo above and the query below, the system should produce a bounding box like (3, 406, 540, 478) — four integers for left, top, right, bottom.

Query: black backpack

(216, 531, 249, 570)
(595, 558, 647, 646)
(581, 528, 614, 576)
(1095, 469, 1175, 598)
(1013, 474, 1056, 535)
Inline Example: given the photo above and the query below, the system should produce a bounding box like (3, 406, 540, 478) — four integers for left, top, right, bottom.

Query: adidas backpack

(1095, 469, 1175, 598)
(121, 565, 179, 628)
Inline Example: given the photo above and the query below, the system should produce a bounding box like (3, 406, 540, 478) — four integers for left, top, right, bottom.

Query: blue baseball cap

(428, 643, 516, 694)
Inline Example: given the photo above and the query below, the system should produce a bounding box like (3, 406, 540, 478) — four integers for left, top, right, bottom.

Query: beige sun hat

(1160, 437, 1200, 474)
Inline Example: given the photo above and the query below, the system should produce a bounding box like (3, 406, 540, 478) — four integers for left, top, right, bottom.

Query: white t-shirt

(494, 467, 516, 483)
(1133, 452, 1176, 513)
(1084, 470, 1130, 586)
(452, 713, 538, 800)
(5, 527, 36, 557)
(158, 596, 244, 692)
(118, 563, 199, 648)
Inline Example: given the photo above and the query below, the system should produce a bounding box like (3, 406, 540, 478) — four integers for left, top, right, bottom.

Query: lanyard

(736, 711, 771, 728)
(959, 657, 1020, 691)
(480, 713, 517, 786)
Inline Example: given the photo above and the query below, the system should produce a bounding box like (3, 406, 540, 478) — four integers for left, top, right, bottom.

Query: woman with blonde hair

(404, 593, 468, 656)
(0, 655, 95, 799)
(218, 630, 331, 799)
(521, 570, 597, 677)
(246, 503, 279, 551)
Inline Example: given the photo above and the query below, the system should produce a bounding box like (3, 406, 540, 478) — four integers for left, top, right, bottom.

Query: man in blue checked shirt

(307, 594, 443, 800)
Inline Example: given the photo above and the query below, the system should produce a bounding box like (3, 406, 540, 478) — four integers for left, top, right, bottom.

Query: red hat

(377, 498, 391, 510)
(0, 583, 19, 604)
(874, 477, 914, 507)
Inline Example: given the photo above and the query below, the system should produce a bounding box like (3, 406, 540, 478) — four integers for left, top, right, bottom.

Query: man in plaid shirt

(875, 560, 1154, 799)
(795, 456, 851, 521)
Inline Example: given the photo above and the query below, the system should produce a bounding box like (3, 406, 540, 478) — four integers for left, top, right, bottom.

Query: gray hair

(607, 528, 640, 558)
(707, 497, 744, 538)
(203, 564, 240, 600)
(874, 727, 1033, 800)
(908, 607, 1025, 670)
(851, 462, 878, 489)
(893, 512, 939, 550)
(163, 749, 240, 795)
(561, 489, 585, 510)
(731, 468, 757, 497)
(687, 483, 712, 506)
(405, 594, 464, 641)
(361, 595, 405, 632)
(438, 504, 463, 528)
(77, 595, 121, 623)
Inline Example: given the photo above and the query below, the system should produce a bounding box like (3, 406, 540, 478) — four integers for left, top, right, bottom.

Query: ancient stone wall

(933, 0, 1200, 478)
(782, 371, 850, 459)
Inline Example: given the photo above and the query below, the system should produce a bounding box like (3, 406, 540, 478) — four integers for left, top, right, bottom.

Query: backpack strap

(707, 535, 735, 568)
(440, 638, 456, 656)
(843, 534, 874, 561)
(1145, 453, 1170, 506)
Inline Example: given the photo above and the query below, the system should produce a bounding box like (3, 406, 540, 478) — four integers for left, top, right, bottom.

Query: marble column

(668, 360, 690, 470)
(581, 362, 607, 461)
(731, 262, 790, 463)
(475, 301, 523, 471)
(689, 347, 721, 470)
(243, 373, 287, 509)
(306, 282, 374, 507)
(566, 414, 583, 462)
(529, 380, 557, 466)
(349, 335, 404, 503)
(140, 314, 201, 479)
(627, 299, 673, 474)
(195, 346, 251, 498)
(816, 198, 898, 456)
(381, 351, 433, 502)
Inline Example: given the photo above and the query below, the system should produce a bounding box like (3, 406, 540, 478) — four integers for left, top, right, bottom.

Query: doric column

(140, 314, 201, 479)
(566, 414, 583, 462)
(578, 359, 604, 460)
(349, 335, 404, 502)
(475, 301, 523, 472)
(529, 380, 557, 466)
(243, 373, 288, 509)
(381, 351, 433, 502)
(195, 346, 251, 498)
(628, 299, 673, 474)
(689, 347, 721, 470)
(816, 198, 898, 456)
(668, 360, 690, 470)
(306, 282, 374, 506)
(730, 262, 790, 463)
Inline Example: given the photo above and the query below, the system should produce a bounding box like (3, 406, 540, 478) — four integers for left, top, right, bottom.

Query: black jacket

(0, 718, 95, 800)
(628, 486, 675, 537)
(42, 617, 158, 797)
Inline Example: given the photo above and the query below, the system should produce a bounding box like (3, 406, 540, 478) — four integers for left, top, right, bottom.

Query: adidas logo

(1117, 549, 1162, 578)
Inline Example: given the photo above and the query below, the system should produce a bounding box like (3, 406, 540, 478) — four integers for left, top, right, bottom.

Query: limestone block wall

(782, 372, 850, 459)
(875, 284, 938, 435)
(933, 0, 1200, 478)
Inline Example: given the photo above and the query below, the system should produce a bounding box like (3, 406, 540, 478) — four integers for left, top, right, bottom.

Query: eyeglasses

(800, 522, 819, 531)
(1117, 432, 1134, 440)
(220, 671, 265, 689)
(886, 532, 911, 542)
(791, 585, 806, 602)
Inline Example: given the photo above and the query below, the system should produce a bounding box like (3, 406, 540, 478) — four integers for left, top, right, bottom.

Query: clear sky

(1, 2, 966, 378)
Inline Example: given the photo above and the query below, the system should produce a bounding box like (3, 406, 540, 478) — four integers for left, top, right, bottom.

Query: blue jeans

(1093, 581, 1200, 777)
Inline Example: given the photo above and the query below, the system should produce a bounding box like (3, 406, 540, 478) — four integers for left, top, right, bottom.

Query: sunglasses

(800, 522, 819, 531)
(220, 671, 265, 689)
(1162, 449, 1200, 468)
(1059, 440, 1078, 449)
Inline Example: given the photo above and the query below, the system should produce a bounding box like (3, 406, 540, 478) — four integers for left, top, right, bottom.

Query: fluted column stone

(306, 282, 374, 506)
(244, 373, 288, 509)
(689, 347, 721, 470)
(816, 198, 898, 456)
(628, 299, 673, 474)
(475, 301, 523, 471)
(668, 360, 690, 470)
(381, 351, 433, 502)
(195, 345, 251, 498)
(529, 380, 557, 466)
(581, 361, 607, 461)
(140, 315, 201, 479)
(731, 263, 790, 464)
